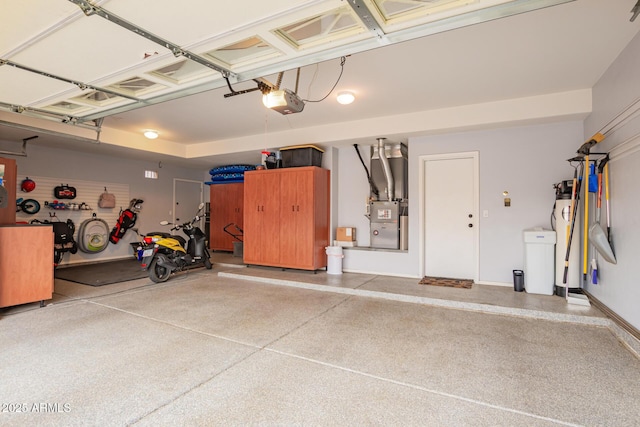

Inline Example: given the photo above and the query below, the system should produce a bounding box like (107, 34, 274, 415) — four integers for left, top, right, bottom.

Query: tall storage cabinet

(0, 157, 17, 225)
(243, 166, 329, 270)
(243, 171, 281, 266)
(209, 183, 244, 251)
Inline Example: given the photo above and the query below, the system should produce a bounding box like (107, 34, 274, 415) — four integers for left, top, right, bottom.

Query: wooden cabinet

(0, 224, 54, 307)
(209, 183, 244, 251)
(243, 166, 329, 270)
(243, 171, 281, 266)
(0, 157, 17, 225)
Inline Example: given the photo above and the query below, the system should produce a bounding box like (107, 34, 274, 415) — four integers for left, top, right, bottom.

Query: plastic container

(280, 145, 323, 168)
(513, 270, 524, 292)
(523, 228, 556, 295)
(325, 246, 344, 275)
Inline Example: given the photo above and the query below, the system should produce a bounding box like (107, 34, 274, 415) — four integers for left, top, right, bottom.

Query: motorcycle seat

(146, 231, 172, 238)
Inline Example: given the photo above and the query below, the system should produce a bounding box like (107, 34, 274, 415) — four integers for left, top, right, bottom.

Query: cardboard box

(336, 227, 356, 241)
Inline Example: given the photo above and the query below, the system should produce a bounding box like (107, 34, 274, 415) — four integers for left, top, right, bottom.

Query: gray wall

(337, 121, 583, 283)
(12, 145, 205, 265)
(584, 31, 640, 331)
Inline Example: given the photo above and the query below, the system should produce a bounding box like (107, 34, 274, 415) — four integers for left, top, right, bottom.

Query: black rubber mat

(55, 259, 147, 286)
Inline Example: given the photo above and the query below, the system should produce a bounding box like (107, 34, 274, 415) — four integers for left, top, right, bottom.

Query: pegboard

(15, 175, 133, 265)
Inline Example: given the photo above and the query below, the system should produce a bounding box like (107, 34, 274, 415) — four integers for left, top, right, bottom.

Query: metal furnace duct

(377, 138, 394, 201)
(370, 140, 408, 201)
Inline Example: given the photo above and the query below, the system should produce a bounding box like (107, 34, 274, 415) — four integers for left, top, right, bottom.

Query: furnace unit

(369, 138, 408, 250)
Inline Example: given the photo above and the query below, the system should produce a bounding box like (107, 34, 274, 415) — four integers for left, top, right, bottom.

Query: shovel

(589, 156, 616, 264)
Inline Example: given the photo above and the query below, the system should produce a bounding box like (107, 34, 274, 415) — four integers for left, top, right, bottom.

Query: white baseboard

(475, 280, 512, 287)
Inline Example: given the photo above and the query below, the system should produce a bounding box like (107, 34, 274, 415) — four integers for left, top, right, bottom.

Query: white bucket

(325, 246, 344, 275)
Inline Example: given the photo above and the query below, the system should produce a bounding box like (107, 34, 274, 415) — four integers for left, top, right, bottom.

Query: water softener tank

(555, 181, 580, 294)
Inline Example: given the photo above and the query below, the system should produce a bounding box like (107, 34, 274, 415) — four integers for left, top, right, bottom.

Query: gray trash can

(513, 270, 524, 292)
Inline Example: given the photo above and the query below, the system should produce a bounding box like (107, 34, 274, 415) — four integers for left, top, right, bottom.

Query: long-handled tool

(583, 154, 590, 284)
(563, 159, 584, 287)
(589, 155, 616, 264)
(604, 161, 614, 249)
(590, 160, 603, 284)
(566, 165, 578, 261)
(576, 133, 605, 285)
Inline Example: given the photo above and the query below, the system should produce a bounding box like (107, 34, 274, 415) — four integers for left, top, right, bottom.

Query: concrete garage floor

(1, 253, 639, 426)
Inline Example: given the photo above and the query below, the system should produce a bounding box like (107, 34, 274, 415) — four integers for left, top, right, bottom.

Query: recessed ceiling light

(337, 91, 355, 105)
(144, 130, 159, 139)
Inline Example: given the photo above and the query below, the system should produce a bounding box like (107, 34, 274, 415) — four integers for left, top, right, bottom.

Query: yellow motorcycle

(138, 203, 212, 282)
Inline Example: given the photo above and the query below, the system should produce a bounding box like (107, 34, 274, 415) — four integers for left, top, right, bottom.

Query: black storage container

(513, 270, 525, 292)
(280, 145, 323, 168)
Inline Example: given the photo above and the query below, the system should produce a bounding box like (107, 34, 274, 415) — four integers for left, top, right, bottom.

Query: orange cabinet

(243, 171, 281, 266)
(0, 157, 17, 225)
(243, 166, 329, 270)
(209, 183, 244, 251)
(0, 224, 54, 307)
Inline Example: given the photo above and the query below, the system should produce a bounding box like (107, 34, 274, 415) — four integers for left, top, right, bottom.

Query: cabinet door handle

(292, 205, 295, 211)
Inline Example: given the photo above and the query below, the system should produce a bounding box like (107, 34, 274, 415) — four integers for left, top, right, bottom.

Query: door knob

(468, 223, 473, 228)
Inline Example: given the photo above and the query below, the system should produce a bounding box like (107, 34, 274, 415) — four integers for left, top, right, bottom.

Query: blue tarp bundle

(205, 164, 257, 185)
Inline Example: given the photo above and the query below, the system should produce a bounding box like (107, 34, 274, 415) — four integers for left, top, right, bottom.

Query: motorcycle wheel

(149, 257, 171, 283)
(204, 257, 212, 270)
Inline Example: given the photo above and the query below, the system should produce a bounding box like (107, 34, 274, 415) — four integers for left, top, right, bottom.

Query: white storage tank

(523, 228, 556, 295)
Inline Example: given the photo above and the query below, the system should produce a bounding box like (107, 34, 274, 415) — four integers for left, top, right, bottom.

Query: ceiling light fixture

(143, 130, 159, 139)
(337, 91, 355, 105)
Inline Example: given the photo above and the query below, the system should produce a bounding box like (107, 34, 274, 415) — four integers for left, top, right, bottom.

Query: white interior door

(173, 179, 203, 227)
(423, 153, 478, 280)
